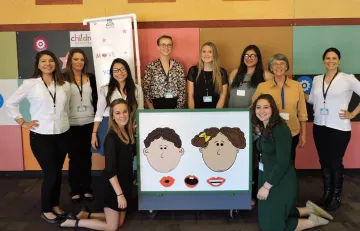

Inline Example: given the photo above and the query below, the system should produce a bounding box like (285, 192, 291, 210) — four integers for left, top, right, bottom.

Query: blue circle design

(0, 94, 4, 108)
(297, 76, 313, 95)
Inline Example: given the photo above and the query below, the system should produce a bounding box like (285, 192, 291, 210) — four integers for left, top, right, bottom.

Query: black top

(187, 65, 228, 108)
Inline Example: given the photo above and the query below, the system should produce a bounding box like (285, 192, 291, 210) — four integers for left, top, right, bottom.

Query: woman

(6, 50, 70, 223)
(187, 42, 228, 108)
(253, 94, 331, 231)
(60, 99, 135, 230)
(228, 44, 273, 108)
(143, 35, 186, 109)
(252, 54, 308, 166)
(306, 48, 360, 211)
(91, 58, 144, 156)
(228, 44, 272, 207)
(63, 48, 97, 203)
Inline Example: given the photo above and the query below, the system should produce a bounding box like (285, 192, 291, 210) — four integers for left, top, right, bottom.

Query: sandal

(59, 213, 79, 229)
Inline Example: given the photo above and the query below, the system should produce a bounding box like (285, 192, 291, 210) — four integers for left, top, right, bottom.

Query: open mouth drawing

(184, 175, 199, 188)
(207, 177, 226, 187)
(160, 176, 175, 187)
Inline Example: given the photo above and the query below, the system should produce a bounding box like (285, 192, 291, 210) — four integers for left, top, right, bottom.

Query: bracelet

(117, 193, 123, 196)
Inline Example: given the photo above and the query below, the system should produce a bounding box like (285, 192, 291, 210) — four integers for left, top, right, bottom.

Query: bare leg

(297, 207, 312, 217)
(118, 211, 126, 228)
(61, 208, 119, 230)
(52, 206, 65, 214)
(77, 211, 106, 220)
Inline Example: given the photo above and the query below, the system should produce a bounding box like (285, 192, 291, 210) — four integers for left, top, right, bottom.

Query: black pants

(313, 125, 351, 170)
(30, 130, 70, 213)
(291, 134, 300, 167)
(68, 123, 93, 195)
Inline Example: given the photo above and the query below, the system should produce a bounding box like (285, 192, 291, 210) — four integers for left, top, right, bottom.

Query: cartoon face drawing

(191, 127, 246, 172)
(143, 128, 184, 173)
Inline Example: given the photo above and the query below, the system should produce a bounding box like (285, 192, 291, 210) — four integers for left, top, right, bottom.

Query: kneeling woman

(253, 94, 332, 231)
(61, 99, 134, 230)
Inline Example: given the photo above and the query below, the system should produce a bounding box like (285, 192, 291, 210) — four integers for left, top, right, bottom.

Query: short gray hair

(268, 53, 289, 72)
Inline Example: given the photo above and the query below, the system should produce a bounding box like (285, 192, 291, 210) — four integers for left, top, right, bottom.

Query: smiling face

(244, 49, 258, 68)
(112, 62, 128, 83)
(200, 132, 239, 172)
(323, 51, 340, 71)
(38, 54, 55, 75)
(112, 103, 129, 127)
(71, 52, 85, 72)
(143, 137, 184, 173)
(201, 45, 214, 63)
(256, 99, 272, 125)
(271, 59, 287, 77)
(157, 38, 173, 57)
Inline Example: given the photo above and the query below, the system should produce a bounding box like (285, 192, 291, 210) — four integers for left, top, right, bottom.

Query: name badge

(203, 96, 213, 103)
(236, 90, 246, 96)
(320, 108, 329, 115)
(164, 92, 174, 99)
(280, 112, 290, 120)
(259, 162, 264, 171)
(77, 105, 87, 112)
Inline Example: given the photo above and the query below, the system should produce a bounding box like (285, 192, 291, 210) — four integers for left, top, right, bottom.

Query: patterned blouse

(143, 59, 186, 109)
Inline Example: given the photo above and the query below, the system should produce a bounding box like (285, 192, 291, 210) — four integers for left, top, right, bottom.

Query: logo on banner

(96, 52, 116, 59)
(0, 93, 4, 108)
(33, 36, 48, 51)
(70, 31, 92, 47)
(106, 19, 115, 28)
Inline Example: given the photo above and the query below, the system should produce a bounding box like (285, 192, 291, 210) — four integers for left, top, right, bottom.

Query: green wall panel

(0, 32, 18, 79)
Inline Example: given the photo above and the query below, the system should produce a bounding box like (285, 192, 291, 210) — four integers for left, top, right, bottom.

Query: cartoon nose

(217, 149, 220, 155)
(161, 152, 164, 158)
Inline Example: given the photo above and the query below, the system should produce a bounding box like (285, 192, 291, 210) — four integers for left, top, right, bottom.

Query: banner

(89, 18, 135, 90)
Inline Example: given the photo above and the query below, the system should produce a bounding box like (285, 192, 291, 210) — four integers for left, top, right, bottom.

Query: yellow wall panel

(0, 32, 18, 79)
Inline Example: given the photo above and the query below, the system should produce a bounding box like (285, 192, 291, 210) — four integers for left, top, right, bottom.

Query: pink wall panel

(295, 123, 360, 169)
(138, 28, 200, 77)
(0, 125, 24, 171)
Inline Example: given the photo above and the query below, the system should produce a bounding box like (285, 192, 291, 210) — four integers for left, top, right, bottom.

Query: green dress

(257, 122, 299, 231)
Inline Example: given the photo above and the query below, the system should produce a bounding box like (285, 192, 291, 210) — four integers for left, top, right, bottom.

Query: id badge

(280, 112, 290, 120)
(259, 162, 264, 171)
(236, 90, 246, 96)
(320, 108, 329, 115)
(77, 105, 87, 112)
(203, 96, 213, 103)
(164, 92, 174, 99)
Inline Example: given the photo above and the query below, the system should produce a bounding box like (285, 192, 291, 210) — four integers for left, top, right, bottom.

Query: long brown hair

(251, 94, 284, 139)
(195, 42, 223, 93)
(108, 98, 135, 144)
(63, 48, 89, 83)
(31, 50, 65, 85)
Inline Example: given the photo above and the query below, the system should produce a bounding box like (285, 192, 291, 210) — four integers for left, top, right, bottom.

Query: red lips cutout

(160, 176, 175, 187)
(184, 175, 199, 188)
(207, 177, 226, 187)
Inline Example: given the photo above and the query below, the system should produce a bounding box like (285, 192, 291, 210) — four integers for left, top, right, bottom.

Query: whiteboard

(137, 109, 252, 194)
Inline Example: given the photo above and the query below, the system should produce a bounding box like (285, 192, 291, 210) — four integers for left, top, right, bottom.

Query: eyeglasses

(113, 68, 127, 73)
(159, 44, 173, 48)
(244, 54, 257, 60)
(271, 62, 287, 67)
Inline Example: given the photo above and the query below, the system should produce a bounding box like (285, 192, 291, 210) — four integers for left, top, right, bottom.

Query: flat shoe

(41, 213, 60, 224)
(306, 200, 334, 220)
(308, 213, 329, 227)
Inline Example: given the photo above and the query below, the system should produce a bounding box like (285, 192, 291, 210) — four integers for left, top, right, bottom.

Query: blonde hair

(108, 99, 135, 144)
(195, 42, 223, 93)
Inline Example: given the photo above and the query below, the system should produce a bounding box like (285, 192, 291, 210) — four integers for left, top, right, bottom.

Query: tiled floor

(0, 171, 359, 231)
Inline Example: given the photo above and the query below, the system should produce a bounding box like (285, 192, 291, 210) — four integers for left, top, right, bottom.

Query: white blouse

(69, 81, 95, 126)
(308, 72, 360, 131)
(6, 77, 70, 134)
(94, 84, 144, 122)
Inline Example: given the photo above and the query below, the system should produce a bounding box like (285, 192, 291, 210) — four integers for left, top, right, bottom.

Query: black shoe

(71, 195, 82, 204)
(41, 213, 61, 224)
(325, 168, 344, 211)
(53, 211, 69, 220)
(83, 193, 94, 201)
(317, 168, 333, 206)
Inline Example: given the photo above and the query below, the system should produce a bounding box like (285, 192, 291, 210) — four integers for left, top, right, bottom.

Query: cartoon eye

(160, 147, 163, 150)
(220, 143, 224, 146)
(216, 143, 219, 146)
(164, 147, 167, 149)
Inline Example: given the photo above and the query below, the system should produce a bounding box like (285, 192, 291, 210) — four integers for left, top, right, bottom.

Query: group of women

(5, 33, 360, 230)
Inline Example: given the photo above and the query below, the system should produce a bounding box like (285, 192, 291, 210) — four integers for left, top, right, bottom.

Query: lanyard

(42, 77, 56, 111)
(203, 71, 213, 96)
(74, 73, 83, 103)
(274, 77, 286, 109)
(160, 59, 171, 88)
(322, 71, 339, 106)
